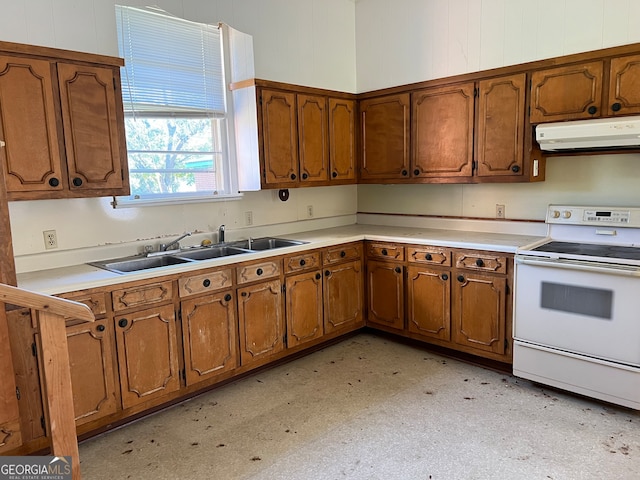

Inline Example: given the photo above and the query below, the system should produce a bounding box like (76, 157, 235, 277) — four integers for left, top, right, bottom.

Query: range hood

(535, 115, 640, 151)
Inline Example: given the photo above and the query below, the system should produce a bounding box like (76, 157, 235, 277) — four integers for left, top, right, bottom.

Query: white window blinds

(115, 5, 225, 116)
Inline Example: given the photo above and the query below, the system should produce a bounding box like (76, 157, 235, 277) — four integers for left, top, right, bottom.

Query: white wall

(355, 0, 640, 221)
(1, 0, 358, 261)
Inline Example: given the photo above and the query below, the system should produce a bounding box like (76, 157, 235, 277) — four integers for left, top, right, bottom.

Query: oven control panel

(547, 206, 640, 227)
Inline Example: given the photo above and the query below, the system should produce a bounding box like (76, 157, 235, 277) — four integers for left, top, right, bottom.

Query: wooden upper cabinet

(530, 61, 604, 123)
(0, 56, 64, 195)
(328, 98, 356, 181)
(297, 94, 328, 183)
(608, 54, 640, 116)
(57, 63, 126, 193)
(360, 93, 410, 180)
(476, 74, 526, 177)
(412, 83, 474, 178)
(260, 89, 298, 186)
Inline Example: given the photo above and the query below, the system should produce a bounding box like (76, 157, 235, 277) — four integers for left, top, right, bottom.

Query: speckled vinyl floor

(79, 333, 640, 479)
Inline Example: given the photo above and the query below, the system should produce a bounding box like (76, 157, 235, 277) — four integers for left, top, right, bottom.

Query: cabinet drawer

(179, 268, 233, 298)
(61, 291, 108, 319)
(366, 242, 404, 261)
(237, 259, 281, 284)
(112, 280, 174, 312)
(454, 252, 507, 274)
(285, 251, 321, 274)
(407, 246, 451, 266)
(323, 242, 363, 265)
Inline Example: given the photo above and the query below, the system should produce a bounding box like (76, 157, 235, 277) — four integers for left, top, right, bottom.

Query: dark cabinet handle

(340, 251, 346, 258)
(48, 178, 60, 187)
(332, 171, 338, 178)
(611, 102, 622, 112)
(72, 177, 83, 187)
(425, 253, 432, 261)
(224, 293, 232, 302)
(241, 291, 247, 297)
(441, 273, 449, 281)
(96, 324, 106, 332)
(475, 259, 484, 267)
(299, 259, 306, 266)
(588, 105, 597, 115)
(457, 275, 465, 283)
(413, 169, 420, 176)
(315, 273, 321, 280)
(302, 173, 308, 180)
(118, 318, 128, 328)
(202, 279, 211, 287)
(325, 270, 331, 277)
(256, 268, 263, 276)
(511, 165, 520, 173)
(394, 266, 402, 274)
(401, 170, 408, 176)
(290, 173, 297, 180)
(381, 249, 388, 256)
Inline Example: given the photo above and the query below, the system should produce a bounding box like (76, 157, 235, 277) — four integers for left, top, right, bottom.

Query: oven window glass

(540, 282, 613, 319)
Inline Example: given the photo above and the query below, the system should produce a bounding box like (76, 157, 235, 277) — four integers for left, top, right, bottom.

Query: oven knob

(562, 210, 572, 219)
(551, 210, 560, 218)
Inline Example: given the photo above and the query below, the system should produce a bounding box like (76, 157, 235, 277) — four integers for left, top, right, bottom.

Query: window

(114, 5, 239, 205)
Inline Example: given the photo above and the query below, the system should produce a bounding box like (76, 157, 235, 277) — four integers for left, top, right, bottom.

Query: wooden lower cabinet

(323, 259, 363, 334)
(366, 260, 404, 330)
(406, 265, 451, 341)
(180, 291, 238, 386)
(66, 318, 119, 426)
(237, 279, 285, 366)
(451, 271, 507, 355)
(286, 270, 324, 348)
(114, 304, 181, 409)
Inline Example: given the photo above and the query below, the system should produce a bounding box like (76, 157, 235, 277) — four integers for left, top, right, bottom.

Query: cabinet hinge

(31, 342, 37, 357)
(504, 338, 509, 350)
(505, 284, 510, 295)
(113, 77, 117, 90)
(281, 284, 286, 294)
(529, 78, 532, 89)
(471, 160, 476, 172)
(474, 87, 478, 97)
(40, 416, 46, 431)
(181, 368, 186, 381)
(16, 386, 20, 400)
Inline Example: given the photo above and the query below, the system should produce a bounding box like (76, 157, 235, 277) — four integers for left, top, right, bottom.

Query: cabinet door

(412, 84, 474, 178)
(57, 63, 126, 194)
(66, 318, 118, 426)
(114, 304, 181, 409)
(261, 89, 298, 185)
(328, 98, 356, 181)
(0, 56, 64, 195)
(476, 74, 526, 177)
(181, 291, 238, 386)
(359, 94, 410, 180)
(407, 266, 450, 340)
(286, 270, 324, 348)
(366, 260, 404, 330)
(237, 279, 285, 366)
(324, 260, 363, 334)
(0, 308, 22, 453)
(608, 54, 640, 116)
(530, 61, 604, 123)
(451, 271, 506, 355)
(297, 94, 328, 183)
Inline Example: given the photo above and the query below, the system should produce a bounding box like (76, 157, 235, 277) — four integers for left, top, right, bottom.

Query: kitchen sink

(231, 237, 308, 250)
(89, 254, 195, 274)
(174, 245, 252, 260)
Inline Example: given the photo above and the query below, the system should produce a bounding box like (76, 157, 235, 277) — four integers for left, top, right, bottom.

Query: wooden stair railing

(1, 283, 94, 480)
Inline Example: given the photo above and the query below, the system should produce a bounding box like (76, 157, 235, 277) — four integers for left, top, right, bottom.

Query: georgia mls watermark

(0, 456, 72, 480)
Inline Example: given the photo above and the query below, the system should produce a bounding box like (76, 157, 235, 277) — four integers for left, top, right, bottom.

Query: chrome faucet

(218, 224, 225, 243)
(161, 231, 191, 251)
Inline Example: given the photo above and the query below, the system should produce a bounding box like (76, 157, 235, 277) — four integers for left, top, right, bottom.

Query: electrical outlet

(496, 204, 505, 219)
(306, 205, 314, 218)
(245, 211, 253, 226)
(43, 230, 58, 249)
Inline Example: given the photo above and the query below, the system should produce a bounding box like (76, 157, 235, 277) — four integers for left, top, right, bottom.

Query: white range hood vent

(536, 115, 640, 151)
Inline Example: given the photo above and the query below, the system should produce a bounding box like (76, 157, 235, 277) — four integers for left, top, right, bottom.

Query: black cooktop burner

(532, 241, 640, 261)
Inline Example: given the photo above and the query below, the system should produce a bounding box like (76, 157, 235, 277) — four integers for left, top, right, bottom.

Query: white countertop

(16, 223, 545, 296)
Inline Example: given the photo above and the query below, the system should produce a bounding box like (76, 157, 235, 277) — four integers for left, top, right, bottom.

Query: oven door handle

(516, 256, 640, 277)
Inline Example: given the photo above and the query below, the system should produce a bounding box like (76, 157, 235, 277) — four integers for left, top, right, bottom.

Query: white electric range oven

(513, 205, 640, 409)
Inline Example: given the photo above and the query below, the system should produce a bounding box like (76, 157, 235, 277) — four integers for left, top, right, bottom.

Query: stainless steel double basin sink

(89, 237, 307, 274)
